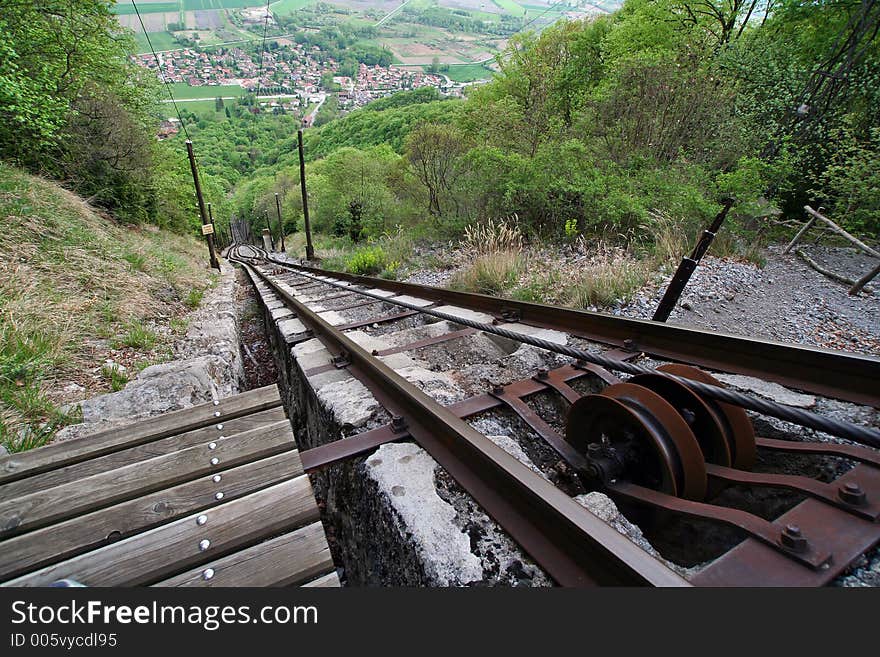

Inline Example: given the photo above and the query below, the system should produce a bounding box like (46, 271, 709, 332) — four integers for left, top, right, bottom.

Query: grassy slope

(0, 163, 215, 452)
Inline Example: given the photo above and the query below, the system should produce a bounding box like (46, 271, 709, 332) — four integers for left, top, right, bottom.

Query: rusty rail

(235, 256, 689, 587)
(264, 254, 879, 408)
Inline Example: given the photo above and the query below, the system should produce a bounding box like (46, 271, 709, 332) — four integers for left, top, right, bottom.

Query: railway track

(229, 244, 880, 586)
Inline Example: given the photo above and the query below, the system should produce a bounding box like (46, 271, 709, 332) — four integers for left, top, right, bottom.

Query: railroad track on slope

(229, 244, 880, 586)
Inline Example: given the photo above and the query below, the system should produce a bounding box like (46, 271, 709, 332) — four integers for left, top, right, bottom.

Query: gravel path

(617, 245, 880, 355)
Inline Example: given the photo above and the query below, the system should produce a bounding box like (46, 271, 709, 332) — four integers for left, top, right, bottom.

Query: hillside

(0, 163, 216, 452)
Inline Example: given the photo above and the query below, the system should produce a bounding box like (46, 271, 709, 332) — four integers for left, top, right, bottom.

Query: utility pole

(274, 192, 286, 252)
(264, 213, 274, 251)
(297, 129, 315, 261)
(208, 202, 219, 251)
(185, 140, 220, 270)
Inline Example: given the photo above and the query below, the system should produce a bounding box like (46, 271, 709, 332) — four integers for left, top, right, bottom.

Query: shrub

(346, 246, 387, 275)
(185, 288, 204, 309)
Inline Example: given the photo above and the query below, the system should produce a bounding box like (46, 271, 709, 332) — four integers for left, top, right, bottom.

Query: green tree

(405, 123, 470, 216)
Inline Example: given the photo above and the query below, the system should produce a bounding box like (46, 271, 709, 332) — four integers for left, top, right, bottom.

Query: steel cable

(233, 247, 880, 448)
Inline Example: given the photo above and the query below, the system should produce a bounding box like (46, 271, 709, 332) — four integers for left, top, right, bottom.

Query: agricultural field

(133, 30, 180, 52)
(269, 0, 319, 13)
(169, 82, 247, 99)
(439, 62, 495, 81)
(491, 0, 525, 17)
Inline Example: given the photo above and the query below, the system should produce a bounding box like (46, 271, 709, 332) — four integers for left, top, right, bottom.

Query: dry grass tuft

(565, 253, 651, 308)
(0, 162, 212, 451)
(450, 250, 524, 295)
(460, 217, 523, 257)
(451, 217, 525, 294)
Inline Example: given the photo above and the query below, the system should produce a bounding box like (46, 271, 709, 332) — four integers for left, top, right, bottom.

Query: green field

(169, 82, 246, 99)
(113, 0, 264, 13)
(435, 64, 494, 82)
(269, 0, 317, 15)
(134, 31, 180, 53)
(160, 99, 219, 118)
(113, 1, 179, 15)
(491, 0, 526, 17)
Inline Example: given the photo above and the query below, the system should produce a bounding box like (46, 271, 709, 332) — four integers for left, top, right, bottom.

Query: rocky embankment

(55, 262, 244, 441)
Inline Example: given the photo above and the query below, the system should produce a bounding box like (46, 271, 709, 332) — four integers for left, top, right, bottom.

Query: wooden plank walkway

(0, 385, 338, 587)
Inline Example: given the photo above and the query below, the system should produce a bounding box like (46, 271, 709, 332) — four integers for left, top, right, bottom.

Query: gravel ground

(616, 245, 880, 355)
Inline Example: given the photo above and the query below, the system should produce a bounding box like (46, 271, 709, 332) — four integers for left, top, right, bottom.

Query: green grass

(113, 321, 159, 350)
(491, 0, 526, 17)
(160, 100, 219, 118)
(269, 0, 317, 15)
(112, 2, 179, 15)
(170, 82, 246, 100)
(101, 364, 130, 392)
(0, 162, 212, 452)
(184, 288, 204, 309)
(440, 64, 495, 82)
(134, 31, 180, 54)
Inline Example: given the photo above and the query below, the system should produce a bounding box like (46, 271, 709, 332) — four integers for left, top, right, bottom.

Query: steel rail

(265, 254, 879, 408)
(235, 255, 689, 587)
(250, 258, 880, 448)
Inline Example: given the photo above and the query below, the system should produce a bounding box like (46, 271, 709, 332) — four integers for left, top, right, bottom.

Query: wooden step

(154, 521, 333, 587)
(4, 475, 318, 587)
(0, 407, 288, 500)
(0, 385, 282, 485)
(303, 572, 341, 587)
(0, 420, 294, 539)
(0, 450, 303, 582)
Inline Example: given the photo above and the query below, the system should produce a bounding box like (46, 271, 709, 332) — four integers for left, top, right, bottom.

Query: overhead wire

(130, 0, 191, 141)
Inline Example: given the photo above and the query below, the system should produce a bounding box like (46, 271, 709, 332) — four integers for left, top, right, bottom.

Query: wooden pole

(275, 192, 286, 252)
(264, 213, 274, 251)
(208, 203, 219, 250)
(297, 129, 315, 261)
(185, 140, 220, 270)
(804, 206, 880, 258)
(783, 216, 816, 254)
(850, 260, 880, 295)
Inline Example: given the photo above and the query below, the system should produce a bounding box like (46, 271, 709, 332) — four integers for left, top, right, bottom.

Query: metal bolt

(212, 474, 221, 483)
(208, 442, 217, 450)
(491, 318, 501, 325)
(391, 415, 407, 433)
(780, 524, 808, 552)
(623, 339, 635, 350)
(536, 367, 549, 380)
(199, 539, 211, 551)
(574, 359, 587, 369)
(202, 568, 215, 581)
(587, 442, 602, 453)
(371, 349, 380, 356)
(215, 492, 224, 500)
(492, 384, 505, 395)
(210, 457, 219, 466)
(196, 515, 208, 526)
(839, 482, 867, 506)
(213, 400, 220, 406)
(216, 424, 224, 430)
(213, 411, 221, 418)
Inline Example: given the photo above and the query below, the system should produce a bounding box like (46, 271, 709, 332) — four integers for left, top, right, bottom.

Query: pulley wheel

(657, 364, 756, 470)
(627, 372, 732, 467)
(566, 383, 707, 501)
